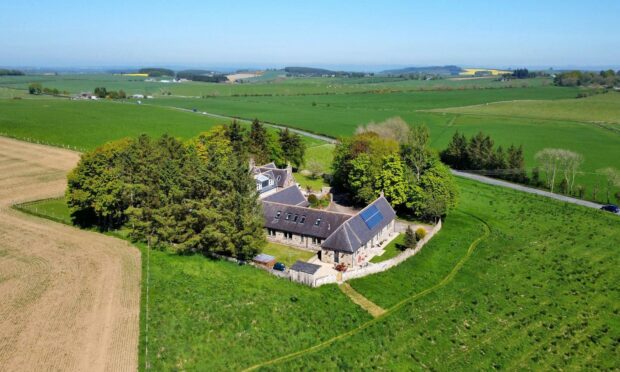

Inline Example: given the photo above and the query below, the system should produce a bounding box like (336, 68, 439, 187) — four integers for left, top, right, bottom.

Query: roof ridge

(346, 221, 363, 246)
(261, 201, 354, 217)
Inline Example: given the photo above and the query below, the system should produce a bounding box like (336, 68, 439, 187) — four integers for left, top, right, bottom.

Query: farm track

(0, 137, 141, 372)
(243, 212, 491, 371)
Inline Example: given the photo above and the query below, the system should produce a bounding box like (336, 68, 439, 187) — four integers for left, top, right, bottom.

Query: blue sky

(1, 0, 619, 69)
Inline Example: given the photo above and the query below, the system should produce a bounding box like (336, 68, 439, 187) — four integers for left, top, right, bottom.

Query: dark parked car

(600, 204, 620, 214)
(273, 262, 286, 271)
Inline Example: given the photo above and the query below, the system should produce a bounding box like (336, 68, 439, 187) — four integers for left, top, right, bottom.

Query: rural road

(0, 137, 140, 372)
(452, 170, 605, 210)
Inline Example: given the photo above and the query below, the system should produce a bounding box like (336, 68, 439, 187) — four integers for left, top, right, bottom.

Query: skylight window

(315, 218, 321, 226)
(275, 211, 281, 219)
(293, 214, 298, 222)
(299, 215, 306, 224)
(285, 213, 292, 220)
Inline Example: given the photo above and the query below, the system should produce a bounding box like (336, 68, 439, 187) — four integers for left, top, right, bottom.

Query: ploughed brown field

(0, 137, 141, 371)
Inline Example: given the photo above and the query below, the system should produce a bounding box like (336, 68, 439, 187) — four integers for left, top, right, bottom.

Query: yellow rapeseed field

(460, 68, 511, 76)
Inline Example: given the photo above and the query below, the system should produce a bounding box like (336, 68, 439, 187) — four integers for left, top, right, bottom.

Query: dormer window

(275, 211, 281, 219)
(299, 215, 306, 224)
(315, 218, 321, 226)
(285, 213, 292, 220)
(293, 214, 298, 222)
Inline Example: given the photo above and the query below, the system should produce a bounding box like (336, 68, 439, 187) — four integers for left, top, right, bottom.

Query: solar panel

(360, 205, 383, 229)
(360, 205, 378, 221)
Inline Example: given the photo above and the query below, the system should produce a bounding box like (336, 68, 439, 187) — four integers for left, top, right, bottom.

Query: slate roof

(262, 185, 309, 206)
(258, 167, 290, 188)
(321, 196, 396, 253)
(290, 260, 321, 275)
(262, 201, 351, 239)
(253, 253, 276, 264)
(261, 162, 277, 169)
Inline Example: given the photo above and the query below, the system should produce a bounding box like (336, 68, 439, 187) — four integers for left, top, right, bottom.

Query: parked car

(273, 262, 286, 271)
(600, 204, 620, 214)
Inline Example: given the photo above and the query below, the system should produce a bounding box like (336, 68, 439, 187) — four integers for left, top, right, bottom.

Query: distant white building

(132, 94, 145, 99)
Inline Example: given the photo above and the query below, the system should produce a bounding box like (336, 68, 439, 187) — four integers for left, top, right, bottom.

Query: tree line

(139, 67, 174, 77)
(333, 117, 458, 221)
(28, 83, 68, 96)
(93, 87, 128, 99)
(441, 131, 527, 182)
(65, 119, 306, 256)
(176, 71, 228, 83)
(66, 126, 268, 259)
(554, 70, 620, 87)
(441, 132, 620, 203)
(0, 69, 24, 76)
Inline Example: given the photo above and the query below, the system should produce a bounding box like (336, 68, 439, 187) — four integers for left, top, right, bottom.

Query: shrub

(415, 228, 427, 241)
(308, 194, 319, 206)
(404, 226, 417, 249)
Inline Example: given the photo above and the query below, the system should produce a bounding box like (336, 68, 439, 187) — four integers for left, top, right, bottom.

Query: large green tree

(279, 128, 306, 169)
(247, 118, 270, 164)
(332, 121, 458, 219)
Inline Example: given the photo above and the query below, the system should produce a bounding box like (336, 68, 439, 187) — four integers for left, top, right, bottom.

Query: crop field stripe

(242, 212, 491, 371)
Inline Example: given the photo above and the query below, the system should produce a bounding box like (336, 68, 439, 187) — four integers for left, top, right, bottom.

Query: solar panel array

(360, 205, 384, 230)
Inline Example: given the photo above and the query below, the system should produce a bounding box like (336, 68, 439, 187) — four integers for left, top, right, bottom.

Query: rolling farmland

(1, 73, 619, 370)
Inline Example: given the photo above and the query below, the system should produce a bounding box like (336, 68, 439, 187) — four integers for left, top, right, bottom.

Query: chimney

(249, 157, 255, 171)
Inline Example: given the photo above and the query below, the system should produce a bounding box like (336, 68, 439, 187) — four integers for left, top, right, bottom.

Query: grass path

(242, 212, 490, 371)
(338, 283, 386, 318)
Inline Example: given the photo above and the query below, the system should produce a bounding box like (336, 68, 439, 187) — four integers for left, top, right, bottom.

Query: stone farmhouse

(252, 162, 396, 268)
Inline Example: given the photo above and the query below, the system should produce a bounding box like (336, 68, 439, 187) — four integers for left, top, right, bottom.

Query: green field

(0, 98, 322, 151)
(20, 177, 620, 370)
(0, 99, 227, 150)
(268, 178, 620, 370)
(1, 76, 618, 198)
(145, 86, 618, 198)
(0, 74, 555, 98)
(430, 91, 620, 125)
(149, 86, 580, 137)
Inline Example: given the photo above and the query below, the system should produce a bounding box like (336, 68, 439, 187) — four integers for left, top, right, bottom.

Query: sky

(1, 0, 619, 70)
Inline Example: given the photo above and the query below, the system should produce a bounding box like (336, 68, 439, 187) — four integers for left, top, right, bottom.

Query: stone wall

(266, 229, 321, 251)
(341, 219, 442, 281)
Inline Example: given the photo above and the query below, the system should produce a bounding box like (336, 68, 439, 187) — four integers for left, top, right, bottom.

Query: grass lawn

(293, 172, 327, 192)
(262, 242, 315, 267)
(369, 233, 404, 263)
